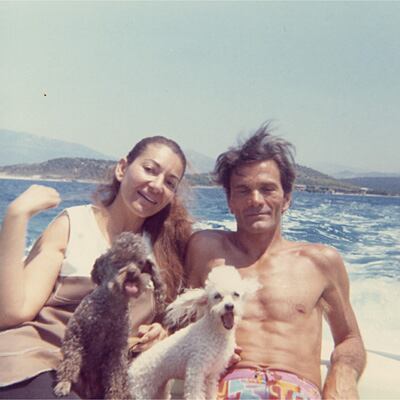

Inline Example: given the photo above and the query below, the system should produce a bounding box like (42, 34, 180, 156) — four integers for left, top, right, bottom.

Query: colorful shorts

(217, 368, 321, 400)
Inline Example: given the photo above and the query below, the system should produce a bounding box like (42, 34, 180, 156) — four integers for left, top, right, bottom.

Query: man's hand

(322, 363, 359, 399)
(129, 323, 168, 353)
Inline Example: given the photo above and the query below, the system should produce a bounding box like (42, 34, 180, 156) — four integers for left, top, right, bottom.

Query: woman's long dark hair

(93, 136, 193, 302)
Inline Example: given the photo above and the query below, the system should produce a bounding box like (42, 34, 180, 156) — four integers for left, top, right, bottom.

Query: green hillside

(0, 157, 384, 195)
(341, 177, 400, 195)
(0, 158, 115, 182)
(294, 164, 361, 193)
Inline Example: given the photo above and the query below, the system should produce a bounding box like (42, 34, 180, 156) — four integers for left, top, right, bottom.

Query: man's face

(228, 160, 291, 235)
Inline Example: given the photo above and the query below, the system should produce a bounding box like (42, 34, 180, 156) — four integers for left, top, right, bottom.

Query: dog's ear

(145, 258, 167, 316)
(91, 256, 107, 285)
(163, 288, 208, 329)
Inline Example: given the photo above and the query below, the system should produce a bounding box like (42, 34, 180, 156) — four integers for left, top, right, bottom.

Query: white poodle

(128, 265, 260, 400)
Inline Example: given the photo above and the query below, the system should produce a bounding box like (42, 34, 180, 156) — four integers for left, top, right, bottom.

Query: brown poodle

(54, 232, 166, 399)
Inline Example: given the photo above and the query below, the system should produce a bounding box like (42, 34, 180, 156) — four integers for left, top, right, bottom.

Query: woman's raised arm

(0, 184, 68, 329)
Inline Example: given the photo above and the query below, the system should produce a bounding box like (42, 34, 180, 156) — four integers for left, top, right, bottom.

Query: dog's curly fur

(54, 232, 166, 399)
(128, 265, 260, 400)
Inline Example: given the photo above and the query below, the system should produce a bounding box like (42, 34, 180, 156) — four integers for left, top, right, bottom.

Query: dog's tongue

(124, 282, 139, 297)
(221, 311, 235, 330)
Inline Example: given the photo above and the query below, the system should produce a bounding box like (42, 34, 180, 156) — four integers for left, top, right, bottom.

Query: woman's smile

(137, 190, 158, 205)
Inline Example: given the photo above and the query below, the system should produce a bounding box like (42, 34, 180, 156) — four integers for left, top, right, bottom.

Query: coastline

(0, 173, 99, 185)
(0, 174, 399, 197)
(0, 174, 220, 188)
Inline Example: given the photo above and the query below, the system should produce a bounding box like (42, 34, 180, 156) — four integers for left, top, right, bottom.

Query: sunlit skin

(0, 142, 183, 349)
(116, 143, 184, 219)
(186, 159, 365, 398)
(94, 143, 185, 243)
(228, 161, 291, 238)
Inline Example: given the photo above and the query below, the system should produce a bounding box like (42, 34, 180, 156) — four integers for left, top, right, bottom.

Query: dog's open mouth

(221, 311, 235, 330)
(124, 280, 140, 297)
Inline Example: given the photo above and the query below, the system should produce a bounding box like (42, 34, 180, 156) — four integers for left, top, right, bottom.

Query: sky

(1, 1, 399, 174)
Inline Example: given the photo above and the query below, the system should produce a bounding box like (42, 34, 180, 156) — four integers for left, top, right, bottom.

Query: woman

(0, 136, 193, 398)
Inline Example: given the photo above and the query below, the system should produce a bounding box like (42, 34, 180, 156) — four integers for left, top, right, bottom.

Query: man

(186, 124, 366, 399)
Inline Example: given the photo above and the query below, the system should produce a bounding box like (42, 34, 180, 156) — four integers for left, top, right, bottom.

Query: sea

(1, 178, 399, 359)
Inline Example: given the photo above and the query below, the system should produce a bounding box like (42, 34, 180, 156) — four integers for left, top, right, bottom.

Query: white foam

(321, 277, 400, 355)
(351, 278, 400, 353)
(194, 219, 237, 232)
(320, 278, 400, 398)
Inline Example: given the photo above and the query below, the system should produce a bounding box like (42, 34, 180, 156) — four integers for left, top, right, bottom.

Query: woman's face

(116, 143, 185, 219)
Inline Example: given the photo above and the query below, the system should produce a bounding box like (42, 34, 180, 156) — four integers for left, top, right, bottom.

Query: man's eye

(260, 187, 269, 192)
(214, 293, 222, 300)
(235, 187, 249, 194)
(260, 186, 274, 193)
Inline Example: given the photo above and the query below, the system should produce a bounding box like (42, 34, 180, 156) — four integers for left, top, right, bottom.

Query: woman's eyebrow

(144, 159, 181, 181)
(143, 159, 159, 166)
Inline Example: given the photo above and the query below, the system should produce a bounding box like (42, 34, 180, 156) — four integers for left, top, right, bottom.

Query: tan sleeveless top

(0, 205, 156, 387)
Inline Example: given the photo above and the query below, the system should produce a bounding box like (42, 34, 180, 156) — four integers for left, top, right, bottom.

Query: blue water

(1, 178, 399, 353)
(191, 187, 400, 281)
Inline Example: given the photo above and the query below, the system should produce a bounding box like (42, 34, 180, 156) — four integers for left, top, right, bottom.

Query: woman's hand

(129, 323, 168, 353)
(8, 184, 61, 218)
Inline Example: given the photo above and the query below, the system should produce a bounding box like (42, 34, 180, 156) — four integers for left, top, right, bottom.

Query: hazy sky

(1, 1, 399, 173)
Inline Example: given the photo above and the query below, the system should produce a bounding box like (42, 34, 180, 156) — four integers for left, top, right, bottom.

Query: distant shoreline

(1, 173, 399, 198)
(0, 173, 99, 185)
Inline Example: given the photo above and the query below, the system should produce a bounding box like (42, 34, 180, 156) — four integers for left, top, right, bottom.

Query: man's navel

(295, 303, 307, 314)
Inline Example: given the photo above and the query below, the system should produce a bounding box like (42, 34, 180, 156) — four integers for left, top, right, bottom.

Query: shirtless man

(186, 125, 366, 399)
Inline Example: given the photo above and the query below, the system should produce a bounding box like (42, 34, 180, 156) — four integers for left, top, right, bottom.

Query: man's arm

(320, 246, 366, 399)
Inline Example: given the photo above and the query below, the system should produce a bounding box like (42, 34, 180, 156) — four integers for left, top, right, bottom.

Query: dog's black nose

(225, 303, 234, 312)
(126, 268, 140, 281)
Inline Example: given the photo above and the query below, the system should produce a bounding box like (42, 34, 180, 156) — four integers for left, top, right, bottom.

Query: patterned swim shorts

(217, 368, 321, 400)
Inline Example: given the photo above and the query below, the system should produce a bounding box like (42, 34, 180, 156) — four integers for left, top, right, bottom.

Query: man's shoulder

(186, 230, 232, 273)
(186, 230, 232, 287)
(188, 229, 230, 247)
(285, 241, 343, 267)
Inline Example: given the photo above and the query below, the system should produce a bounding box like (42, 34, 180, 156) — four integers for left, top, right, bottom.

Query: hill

(0, 157, 366, 194)
(185, 149, 215, 173)
(340, 177, 400, 195)
(294, 164, 361, 193)
(0, 158, 116, 182)
(0, 129, 112, 165)
(0, 129, 214, 173)
(188, 166, 362, 193)
(312, 161, 400, 180)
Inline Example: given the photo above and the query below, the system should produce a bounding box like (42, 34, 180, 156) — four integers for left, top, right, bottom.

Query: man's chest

(240, 258, 327, 322)
(246, 285, 323, 323)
